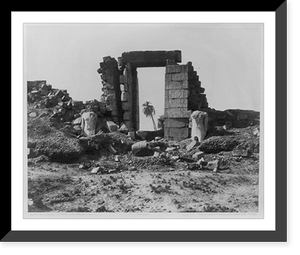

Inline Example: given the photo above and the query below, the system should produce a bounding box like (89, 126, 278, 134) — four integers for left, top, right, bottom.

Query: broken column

(191, 110, 208, 142)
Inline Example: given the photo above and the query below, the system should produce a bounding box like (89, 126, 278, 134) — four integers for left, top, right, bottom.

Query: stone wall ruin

(97, 50, 209, 140)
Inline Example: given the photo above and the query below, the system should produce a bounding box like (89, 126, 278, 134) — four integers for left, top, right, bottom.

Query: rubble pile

(27, 80, 112, 136)
(27, 80, 260, 171)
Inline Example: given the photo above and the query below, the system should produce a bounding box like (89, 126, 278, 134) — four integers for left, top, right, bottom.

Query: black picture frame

(5, 2, 287, 242)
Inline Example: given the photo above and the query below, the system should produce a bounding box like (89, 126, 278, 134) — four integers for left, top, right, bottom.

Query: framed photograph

(5, 3, 286, 242)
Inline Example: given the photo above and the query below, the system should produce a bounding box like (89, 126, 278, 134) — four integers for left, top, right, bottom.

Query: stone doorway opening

(137, 67, 165, 131)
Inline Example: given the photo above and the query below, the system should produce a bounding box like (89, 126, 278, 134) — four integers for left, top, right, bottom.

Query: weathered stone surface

(171, 72, 189, 81)
(106, 121, 118, 132)
(166, 89, 189, 99)
(121, 50, 181, 67)
(192, 151, 205, 160)
(165, 98, 188, 108)
(121, 92, 126, 101)
(123, 111, 132, 120)
(165, 80, 188, 90)
(166, 64, 190, 74)
(198, 136, 239, 153)
(165, 127, 189, 139)
(165, 108, 190, 118)
(164, 118, 189, 128)
(119, 75, 127, 84)
(121, 101, 131, 111)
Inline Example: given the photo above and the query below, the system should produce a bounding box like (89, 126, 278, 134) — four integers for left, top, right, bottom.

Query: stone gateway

(97, 50, 209, 140)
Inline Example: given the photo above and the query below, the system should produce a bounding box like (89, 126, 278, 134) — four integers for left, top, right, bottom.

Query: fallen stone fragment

(192, 151, 205, 160)
(198, 158, 219, 172)
(232, 145, 250, 157)
(108, 144, 117, 154)
(119, 124, 129, 134)
(29, 112, 37, 118)
(79, 162, 91, 169)
(253, 128, 260, 137)
(165, 147, 177, 152)
(91, 167, 100, 174)
(132, 141, 154, 157)
(106, 121, 118, 132)
(186, 136, 200, 151)
(128, 166, 137, 171)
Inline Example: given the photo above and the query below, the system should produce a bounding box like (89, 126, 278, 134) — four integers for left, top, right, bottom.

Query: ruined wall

(164, 61, 208, 140)
(119, 63, 139, 130)
(97, 56, 122, 124)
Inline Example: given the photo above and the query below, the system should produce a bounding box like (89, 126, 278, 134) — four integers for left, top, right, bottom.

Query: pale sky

(24, 23, 263, 130)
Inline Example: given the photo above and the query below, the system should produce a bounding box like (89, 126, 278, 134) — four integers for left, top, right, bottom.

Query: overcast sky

(24, 23, 263, 130)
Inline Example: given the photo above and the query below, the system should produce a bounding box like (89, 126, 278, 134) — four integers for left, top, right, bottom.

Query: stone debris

(27, 79, 260, 171)
(90, 167, 101, 174)
(186, 136, 200, 152)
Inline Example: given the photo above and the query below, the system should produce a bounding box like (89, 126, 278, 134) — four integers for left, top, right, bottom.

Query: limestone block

(164, 118, 189, 128)
(121, 91, 128, 101)
(165, 98, 188, 108)
(191, 110, 208, 142)
(165, 127, 189, 139)
(121, 50, 181, 68)
(106, 121, 118, 132)
(166, 65, 184, 74)
(123, 111, 132, 120)
(166, 89, 189, 99)
(171, 72, 189, 81)
(165, 108, 190, 118)
(119, 75, 127, 84)
(122, 101, 131, 111)
(166, 64, 193, 74)
(165, 80, 188, 89)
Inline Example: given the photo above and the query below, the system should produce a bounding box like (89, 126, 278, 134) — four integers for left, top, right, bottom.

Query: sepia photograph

(24, 23, 263, 217)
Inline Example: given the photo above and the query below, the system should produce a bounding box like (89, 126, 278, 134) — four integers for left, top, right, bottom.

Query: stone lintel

(121, 50, 181, 67)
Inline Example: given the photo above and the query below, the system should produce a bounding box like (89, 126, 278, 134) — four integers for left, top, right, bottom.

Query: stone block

(121, 50, 181, 67)
(122, 101, 131, 111)
(166, 64, 194, 74)
(166, 65, 185, 74)
(121, 92, 129, 102)
(164, 118, 189, 128)
(165, 80, 188, 89)
(124, 121, 133, 130)
(165, 127, 189, 139)
(166, 89, 189, 99)
(119, 75, 127, 84)
(165, 73, 172, 82)
(123, 111, 132, 120)
(165, 98, 188, 108)
(165, 108, 190, 118)
(171, 72, 189, 81)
